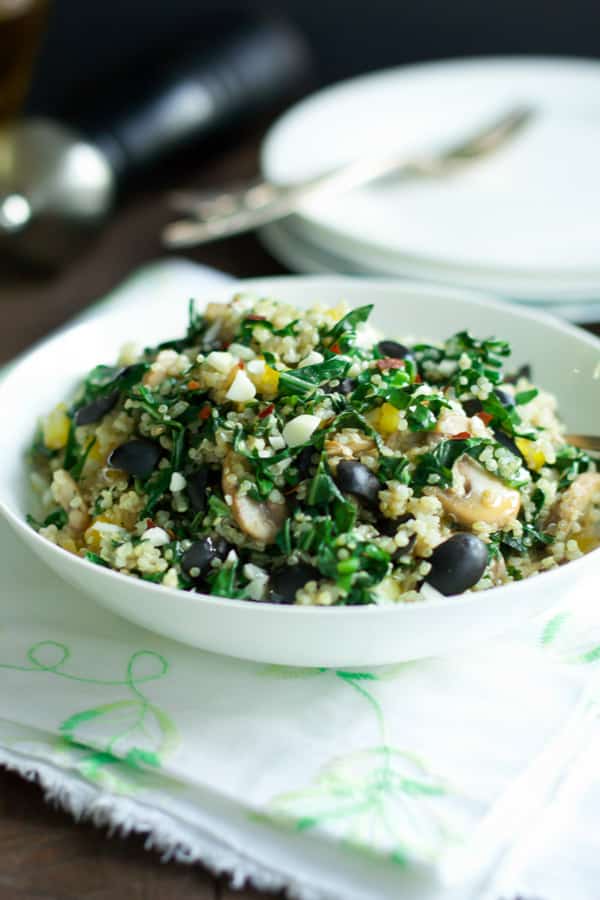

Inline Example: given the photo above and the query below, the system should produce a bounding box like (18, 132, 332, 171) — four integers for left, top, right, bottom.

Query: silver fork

(163, 105, 533, 248)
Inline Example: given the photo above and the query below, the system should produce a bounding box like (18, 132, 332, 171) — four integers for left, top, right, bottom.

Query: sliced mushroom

(434, 457, 520, 527)
(51, 469, 90, 532)
(325, 429, 376, 467)
(434, 408, 471, 437)
(204, 302, 228, 322)
(222, 451, 287, 545)
(550, 471, 600, 549)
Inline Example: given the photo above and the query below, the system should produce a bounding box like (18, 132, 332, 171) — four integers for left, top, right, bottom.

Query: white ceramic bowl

(1, 276, 599, 667)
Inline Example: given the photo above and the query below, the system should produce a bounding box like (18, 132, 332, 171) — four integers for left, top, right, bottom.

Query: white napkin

(1, 259, 598, 900)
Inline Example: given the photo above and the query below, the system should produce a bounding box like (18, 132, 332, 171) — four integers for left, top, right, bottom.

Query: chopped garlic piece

(226, 369, 257, 402)
(299, 350, 324, 367)
(206, 351, 235, 373)
(282, 414, 321, 448)
(169, 472, 187, 492)
(141, 527, 170, 547)
(247, 359, 266, 376)
(228, 342, 255, 361)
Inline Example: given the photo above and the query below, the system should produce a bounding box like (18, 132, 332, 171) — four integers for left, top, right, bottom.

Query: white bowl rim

(2, 273, 600, 619)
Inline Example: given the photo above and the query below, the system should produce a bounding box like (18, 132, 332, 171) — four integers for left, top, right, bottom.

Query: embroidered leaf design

(540, 606, 600, 665)
(541, 612, 570, 646)
(60, 699, 177, 768)
(269, 747, 459, 865)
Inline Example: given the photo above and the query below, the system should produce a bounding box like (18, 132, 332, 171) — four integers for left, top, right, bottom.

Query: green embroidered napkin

(1, 261, 598, 900)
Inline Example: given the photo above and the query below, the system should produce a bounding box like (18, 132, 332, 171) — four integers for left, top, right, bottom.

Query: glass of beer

(0, 0, 49, 124)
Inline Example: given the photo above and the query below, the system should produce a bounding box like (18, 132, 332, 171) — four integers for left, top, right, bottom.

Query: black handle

(83, 17, 312, 183)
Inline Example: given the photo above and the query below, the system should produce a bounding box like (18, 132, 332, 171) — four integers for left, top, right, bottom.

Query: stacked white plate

(259, 56, 600, 323)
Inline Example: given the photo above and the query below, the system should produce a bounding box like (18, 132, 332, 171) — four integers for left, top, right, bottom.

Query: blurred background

(2, 0, 600, 363)
(25, 0, 600, 116)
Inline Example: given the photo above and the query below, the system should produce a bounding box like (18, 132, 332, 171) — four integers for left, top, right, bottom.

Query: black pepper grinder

(0, 15, 312, 269)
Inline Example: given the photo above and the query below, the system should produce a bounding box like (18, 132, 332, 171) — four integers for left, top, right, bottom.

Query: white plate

(2, 274, 600, 667)
(260, 221, 600, 323)
(262, 57, 600, 282)
(277, 215, 600, 303)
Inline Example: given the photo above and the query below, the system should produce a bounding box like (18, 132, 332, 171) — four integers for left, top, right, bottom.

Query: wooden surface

(0, 130, 286, 900)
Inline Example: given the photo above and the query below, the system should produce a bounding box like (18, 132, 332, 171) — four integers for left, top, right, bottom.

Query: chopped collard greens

(28, 294, 600, 604)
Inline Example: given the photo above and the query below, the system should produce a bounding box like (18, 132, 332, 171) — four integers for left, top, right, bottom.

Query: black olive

(505, 363, 532, 385)
(494, 389, 515, 408)
(493, 428, 525, 461)
(181, 537, 229, 580)
(270, 563, 320, 604)
(377, 512, 413, 537)
(108, 439, 162, 478)
(377, 340, 410, 359)
(462, 398, 483, 417)
(338, 377, 356, 395)
(426, 533, 488, 596)
(187, 469, 209, 513)
(188, 392, 210, 407)
(74, 390, 119, 426)
(335, 460, 381, 506)
(295, 446, 315, 480)
(324, 377, 356, 396)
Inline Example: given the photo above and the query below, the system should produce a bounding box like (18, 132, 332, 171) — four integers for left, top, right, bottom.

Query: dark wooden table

(0, 131, 287, 900)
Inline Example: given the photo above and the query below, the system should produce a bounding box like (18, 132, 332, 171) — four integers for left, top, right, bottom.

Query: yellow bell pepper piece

(376, 402, 400, 436)
(248, 361, 280, 397)
(42, 403, 71, 450)
(515, 437, 546, 472)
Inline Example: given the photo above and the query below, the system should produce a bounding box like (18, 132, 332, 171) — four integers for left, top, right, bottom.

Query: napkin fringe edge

(0, 748, 327, 900)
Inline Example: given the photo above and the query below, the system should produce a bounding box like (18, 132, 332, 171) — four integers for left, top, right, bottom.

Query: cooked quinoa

(28, 294, 600, 605)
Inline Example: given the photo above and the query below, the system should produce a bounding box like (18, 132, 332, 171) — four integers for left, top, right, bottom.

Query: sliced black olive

(504, 363, 532, 385)
(493, 428, 525, 461)
(463, 391, 513, 418)
(426, 533, 488, 596)
(324, 377, 356, 396)
(377, 512, 413, 537)
(295, 446, 315, 480)
(335, 460, 381, 506)
(494, 388, 515, 408)
(187, 469, 209, 513)
(108, 439, 161, 478)
(181, 536, 229, 580)
(338, 377, 356, 395)
(74, 390, 119, 426)
(188, 392, 210, 407)
(269, 562, 320, 604)
(377, 340, 410, 359)
(462, 398, 483, 417)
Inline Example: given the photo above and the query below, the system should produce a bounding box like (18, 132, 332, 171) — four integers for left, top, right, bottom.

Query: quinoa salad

(28, 294, 600, 605)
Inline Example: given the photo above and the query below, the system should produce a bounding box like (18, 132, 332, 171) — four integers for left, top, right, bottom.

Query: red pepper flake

(330, 341, 342, 354)
(246, 314, 266, 322)
(414, 374, 422, 384)
(187, 379, 200, 390)
(146, 518, 156, 529)
(476, 411, 493, 426)
(450, 431, 471, 440)
(258, 403, 275, 419)
(237, 360, 244, 369)
(198, 404, 212, 420)
(376, 357, 405, 370)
